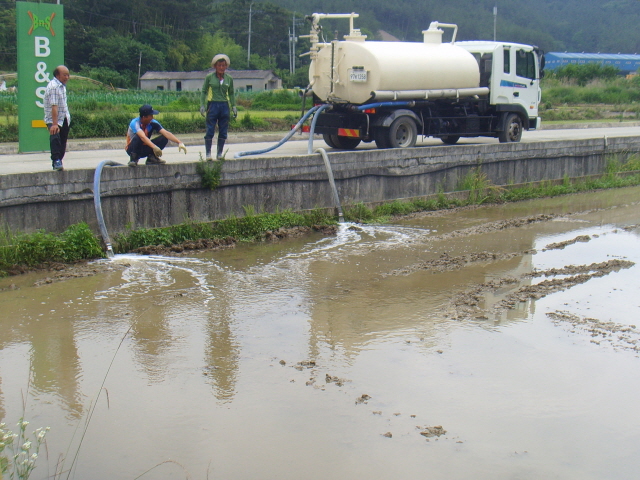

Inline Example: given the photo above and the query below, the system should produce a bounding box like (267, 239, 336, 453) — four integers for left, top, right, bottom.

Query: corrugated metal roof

(544, 52, 640, 71)
(140, 69, 279, 80)
(547, 52, 640, 61)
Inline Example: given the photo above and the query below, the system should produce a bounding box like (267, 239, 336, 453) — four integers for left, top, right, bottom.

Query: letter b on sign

(34, 36, 50, 57)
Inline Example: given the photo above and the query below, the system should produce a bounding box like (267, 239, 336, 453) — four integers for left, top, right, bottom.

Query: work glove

(152, 145, 163, 157)
(232, 106, 238, 119)
(178, 142, 187, 154)
(200, 105, 205, 117)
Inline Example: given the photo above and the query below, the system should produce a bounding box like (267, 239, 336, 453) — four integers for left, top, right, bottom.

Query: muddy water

(1, 187, 640, 480)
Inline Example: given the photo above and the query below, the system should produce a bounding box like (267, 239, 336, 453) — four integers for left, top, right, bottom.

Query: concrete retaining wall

(1, 136, 639, 236)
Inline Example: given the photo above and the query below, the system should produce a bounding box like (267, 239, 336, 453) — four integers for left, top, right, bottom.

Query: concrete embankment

(2, 135, 640, 238)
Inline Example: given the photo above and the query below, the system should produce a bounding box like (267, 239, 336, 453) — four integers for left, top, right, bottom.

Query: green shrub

(196, 156, 225, 190)
(113, 208, 335, 252)
(550, 64, 620, 86)
(240, 112, 268, 130)
(69, 111, 132, 138)
(0, 222, 104, 275)
(0, 121, 17, 142)
(59, 223, 105, 261)
(0, 97, 17, 114)
(248, 90, 302, 110)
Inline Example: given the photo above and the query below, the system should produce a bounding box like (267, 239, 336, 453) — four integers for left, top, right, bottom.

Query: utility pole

(137, 51, 142, 90)
(292, 12, 296, 73)
(247, 2, 253, 68)
(288, 27, 292, 74)
(493, 5, 497, 41)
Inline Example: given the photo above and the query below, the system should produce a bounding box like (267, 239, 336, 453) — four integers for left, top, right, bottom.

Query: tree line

(2, 0, 640, 89)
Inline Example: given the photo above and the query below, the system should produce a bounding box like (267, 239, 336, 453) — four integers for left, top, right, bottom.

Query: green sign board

(16, 1, 65, 153)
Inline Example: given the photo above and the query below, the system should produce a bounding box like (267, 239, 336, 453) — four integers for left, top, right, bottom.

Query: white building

(140, 69, 282, 92)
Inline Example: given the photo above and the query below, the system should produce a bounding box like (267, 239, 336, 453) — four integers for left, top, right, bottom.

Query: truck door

(514, 48, 539, 118)
(498, 47, 539, 118)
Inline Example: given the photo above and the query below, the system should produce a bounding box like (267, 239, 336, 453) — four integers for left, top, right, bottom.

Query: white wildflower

(31, 452, 38, 460)
(22, 440, 32, 450)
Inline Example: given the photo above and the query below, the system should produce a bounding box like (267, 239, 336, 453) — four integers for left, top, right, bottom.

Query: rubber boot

(216, 138, 226, 160)
(205, 138, 213, 161)
(128, 152, 139, 167)
(145, 153, 166, 165)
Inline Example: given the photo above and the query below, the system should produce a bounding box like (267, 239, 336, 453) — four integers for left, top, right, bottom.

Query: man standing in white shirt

(43, 65, 71, 171)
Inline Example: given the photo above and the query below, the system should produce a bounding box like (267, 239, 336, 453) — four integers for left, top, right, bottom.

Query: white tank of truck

(307, 14, 485, 105)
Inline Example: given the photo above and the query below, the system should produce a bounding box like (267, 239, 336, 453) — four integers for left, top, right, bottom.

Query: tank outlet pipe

(371, 88, 489, 102)
(234, 105, 321, 158)
(93, 159, 123, 258)
(315, 147, 344, 223)
(308, 103, 332, 154)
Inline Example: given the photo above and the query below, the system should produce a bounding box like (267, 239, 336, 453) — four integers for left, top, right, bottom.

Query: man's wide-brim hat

(139, 104, 159, 116)
(212, 54, 230, 67)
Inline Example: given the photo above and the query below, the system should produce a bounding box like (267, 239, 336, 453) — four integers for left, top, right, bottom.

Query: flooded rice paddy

(1, 187, 640, 479)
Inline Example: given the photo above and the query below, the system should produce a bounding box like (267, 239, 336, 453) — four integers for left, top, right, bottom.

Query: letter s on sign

(35, 86, 46, 108)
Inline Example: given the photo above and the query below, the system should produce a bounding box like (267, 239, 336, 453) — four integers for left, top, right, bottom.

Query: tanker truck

(302, 13, 544, 149)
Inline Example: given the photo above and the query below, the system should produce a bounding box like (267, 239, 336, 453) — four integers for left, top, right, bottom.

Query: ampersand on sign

(34, 62, 50, 83)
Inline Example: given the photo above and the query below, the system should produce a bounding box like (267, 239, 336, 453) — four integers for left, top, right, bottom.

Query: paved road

(1, 124, 639, 175)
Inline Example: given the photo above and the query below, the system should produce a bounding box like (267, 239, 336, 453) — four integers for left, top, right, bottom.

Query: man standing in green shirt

(200, 54, 237, 160)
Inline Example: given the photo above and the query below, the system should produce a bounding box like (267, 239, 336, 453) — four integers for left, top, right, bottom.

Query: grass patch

(112, 208, 336, 252)
(0, 223, 104, 277)
(343, 167, 640, 223)
(606, 152, 640, 173)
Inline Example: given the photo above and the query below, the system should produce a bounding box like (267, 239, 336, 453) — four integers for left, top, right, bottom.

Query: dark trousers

(126, 135, 168, 159)
(49, 118, 70, 163)
(204, 101, 230, 141)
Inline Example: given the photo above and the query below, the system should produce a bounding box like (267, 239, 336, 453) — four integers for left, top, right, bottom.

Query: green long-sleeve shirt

(201, 72, 236, 107)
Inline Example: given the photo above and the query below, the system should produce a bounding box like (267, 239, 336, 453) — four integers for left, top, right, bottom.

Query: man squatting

(126, 104, 187, 166)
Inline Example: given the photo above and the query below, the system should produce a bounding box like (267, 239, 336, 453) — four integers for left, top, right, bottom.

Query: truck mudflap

(528, 117, 541, 130)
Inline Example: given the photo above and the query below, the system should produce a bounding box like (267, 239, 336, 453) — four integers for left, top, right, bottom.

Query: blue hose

(234, 105, 321, 158)
(94, 159, 123, 257)
(356, 101, 413, 111)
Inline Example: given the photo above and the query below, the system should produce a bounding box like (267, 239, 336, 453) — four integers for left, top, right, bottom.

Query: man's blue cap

(140, 104, 159, 116)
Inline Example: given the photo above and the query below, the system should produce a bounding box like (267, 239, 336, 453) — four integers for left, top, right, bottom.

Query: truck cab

(458, 41, 543, 136)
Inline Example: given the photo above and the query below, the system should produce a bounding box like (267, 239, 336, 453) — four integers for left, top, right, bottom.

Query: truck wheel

(441, 135, 460, 145)
(388, 116, 417, 148)
(498, 113, 523, 143)
(331, 135, 361, 150)
(323, 133, 338, 148)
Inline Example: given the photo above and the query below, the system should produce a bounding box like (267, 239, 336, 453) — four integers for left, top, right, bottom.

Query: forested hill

(1, 0, 639, 88)
(268, 0, 640, 53)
